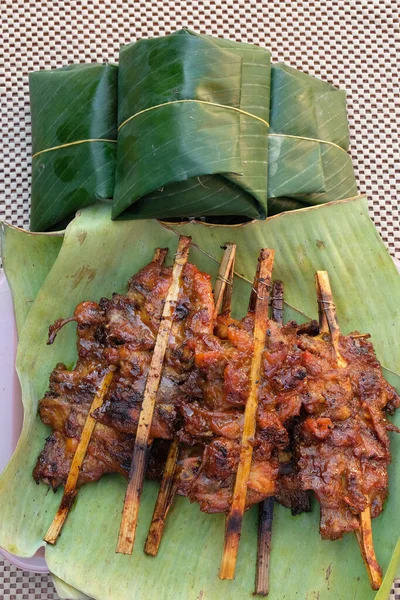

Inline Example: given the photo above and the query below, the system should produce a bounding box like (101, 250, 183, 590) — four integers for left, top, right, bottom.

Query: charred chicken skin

(175, 315, 400, 538)
(175, 316, 316, 513)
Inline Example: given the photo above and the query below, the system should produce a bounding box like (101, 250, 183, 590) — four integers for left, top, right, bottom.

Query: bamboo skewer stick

(255, 280, 283, 596)
(153, 248, 169, 265)
(315, 271, 382, 591)
(270, 280, 284, 326)
(256, 496, 274, 596)
(44, 367, 116, 544)
(144, 439, 179, 556)
(355, 506, 383, 590)
(213, 243, 236, 318)
(116, 236, 191, 555)
(315, 271, 346, 367)
(144, 243, 237, 556)
(220, 249, 275, 580)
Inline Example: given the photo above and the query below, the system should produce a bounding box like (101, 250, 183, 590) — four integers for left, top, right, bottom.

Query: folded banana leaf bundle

(112, 30, 357, 220)
(113, 29, 271, 221)
(29, 63, 118, 231)
(28, 30, 357, 229)
(267, 63, 357, 214)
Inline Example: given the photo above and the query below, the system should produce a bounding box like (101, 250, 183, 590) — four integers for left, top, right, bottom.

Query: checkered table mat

(0, 1, 399, 599)
(0, 559, 58, 600)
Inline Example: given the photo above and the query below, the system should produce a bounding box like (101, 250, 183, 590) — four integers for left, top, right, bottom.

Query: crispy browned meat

(93, 262, 214, 437)
(175, 316, 399, 525)
(294, 332, 400, 540)
(175, 316, 313, 513)
(33, 258, 214, 490)
(33, 298, 135, 489)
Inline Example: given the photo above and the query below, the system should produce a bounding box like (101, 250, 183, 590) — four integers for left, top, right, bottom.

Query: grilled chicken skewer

(220, 249, 275, 580)
(175, 255, 311, 557)
(41, 248, 169, 544)
(44, 368, 115, 544)
(144, 243, 237, 557)
(314, 271, 382, 589)
(116, 236, 192, 555)
(255, 279, 283, 596)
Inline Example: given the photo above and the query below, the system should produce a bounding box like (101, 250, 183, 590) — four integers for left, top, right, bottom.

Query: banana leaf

(1, 196, 399, 600)
(0, 223, 64, 331)
(29, 63, 118, 232)
(52, 574, 91, 600)
(268, 63, 357, 215)
(112, 29, 271, 220)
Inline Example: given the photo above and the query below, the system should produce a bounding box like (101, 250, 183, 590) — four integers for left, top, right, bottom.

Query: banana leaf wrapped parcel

(267, 63, 357, 214)
(112, 29, 272, 221)
(111, 30, 357, 221)
(29, 63, 118, 231)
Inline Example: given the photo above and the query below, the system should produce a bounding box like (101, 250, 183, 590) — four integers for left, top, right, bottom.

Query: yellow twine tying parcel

(32, 138, 117, 159)
(268, 132, 348, 154)
(31, 106, 349, 158)
(118, 100, 348, 154)
(117, 99, 270, 131)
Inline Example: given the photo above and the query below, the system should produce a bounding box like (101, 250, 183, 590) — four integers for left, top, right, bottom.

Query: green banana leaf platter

(1, 196, 399, 600)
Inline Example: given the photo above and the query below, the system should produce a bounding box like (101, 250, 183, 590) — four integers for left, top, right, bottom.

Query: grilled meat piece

(294, 332, 400, 540)
(33, 302, 134, 489)
(93, 261, 214, 437)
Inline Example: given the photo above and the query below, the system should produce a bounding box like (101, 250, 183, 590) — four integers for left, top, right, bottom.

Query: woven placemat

(0, 558, 57, 600)
(0, 2, 398, 599)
